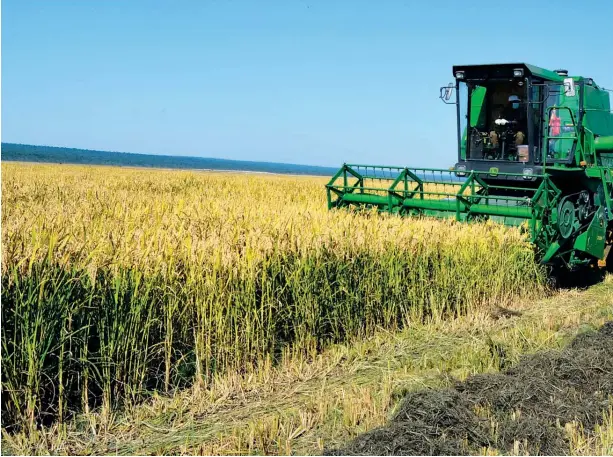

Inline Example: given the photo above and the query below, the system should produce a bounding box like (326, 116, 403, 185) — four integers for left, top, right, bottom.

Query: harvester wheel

(557, 199, 576, 239)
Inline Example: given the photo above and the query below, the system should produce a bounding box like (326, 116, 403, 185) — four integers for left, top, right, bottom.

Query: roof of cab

(452, 63, 565, 82)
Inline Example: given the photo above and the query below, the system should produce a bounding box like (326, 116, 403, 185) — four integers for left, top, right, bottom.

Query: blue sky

(2, 0, 612, 167)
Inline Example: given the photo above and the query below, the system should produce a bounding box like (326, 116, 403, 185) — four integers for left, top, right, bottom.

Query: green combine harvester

(326, 63, 613, 268)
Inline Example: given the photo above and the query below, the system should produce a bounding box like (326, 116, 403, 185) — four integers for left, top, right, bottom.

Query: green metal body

(326, 64, 613, 268)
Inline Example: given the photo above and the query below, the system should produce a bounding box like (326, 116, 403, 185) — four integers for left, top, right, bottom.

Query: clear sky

(2, 0, 612, 167)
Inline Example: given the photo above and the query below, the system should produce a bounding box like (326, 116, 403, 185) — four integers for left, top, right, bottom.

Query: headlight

(513, 68, 524, 78)
(455, 71, 465, 80)
(454, 164, 467, 177)
(523, 168, 534, 180)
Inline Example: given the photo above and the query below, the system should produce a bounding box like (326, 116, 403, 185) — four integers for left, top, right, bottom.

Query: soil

(327, 321, 613, 455)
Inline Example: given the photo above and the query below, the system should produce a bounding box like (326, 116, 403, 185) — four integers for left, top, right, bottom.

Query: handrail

(544, 105, 579, 165)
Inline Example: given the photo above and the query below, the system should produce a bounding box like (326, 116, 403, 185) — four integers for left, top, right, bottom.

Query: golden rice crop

(1, 162, 545, 432)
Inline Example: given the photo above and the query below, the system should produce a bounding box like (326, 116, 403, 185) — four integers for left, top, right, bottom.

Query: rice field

(1, 162, 546, 434)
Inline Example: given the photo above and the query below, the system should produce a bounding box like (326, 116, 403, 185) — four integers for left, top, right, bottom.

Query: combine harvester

(326, 64, 613, 269)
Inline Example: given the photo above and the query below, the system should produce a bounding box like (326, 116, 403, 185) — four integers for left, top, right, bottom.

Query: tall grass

(1, 163, 546, 431)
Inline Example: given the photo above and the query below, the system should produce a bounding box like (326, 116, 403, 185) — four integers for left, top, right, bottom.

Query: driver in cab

(489, 95, 526, 148)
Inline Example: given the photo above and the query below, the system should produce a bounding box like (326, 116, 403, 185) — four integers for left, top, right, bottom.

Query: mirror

(439, 83, 455, 104)
(564, 77, 576, 97)
(444, 83, 454, 101)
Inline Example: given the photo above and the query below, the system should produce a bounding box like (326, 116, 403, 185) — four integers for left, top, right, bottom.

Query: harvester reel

(557, 198, 576, 239)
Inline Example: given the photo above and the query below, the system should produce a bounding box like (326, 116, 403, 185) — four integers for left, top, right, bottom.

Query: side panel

(584, 85, 613, 136)
(573, 207, 606, 259)
(469, 86, 487, 128)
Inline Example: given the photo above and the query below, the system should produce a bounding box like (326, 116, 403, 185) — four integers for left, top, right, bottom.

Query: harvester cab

(326, 63, 613, 269)
(447, 64, 585, 174)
